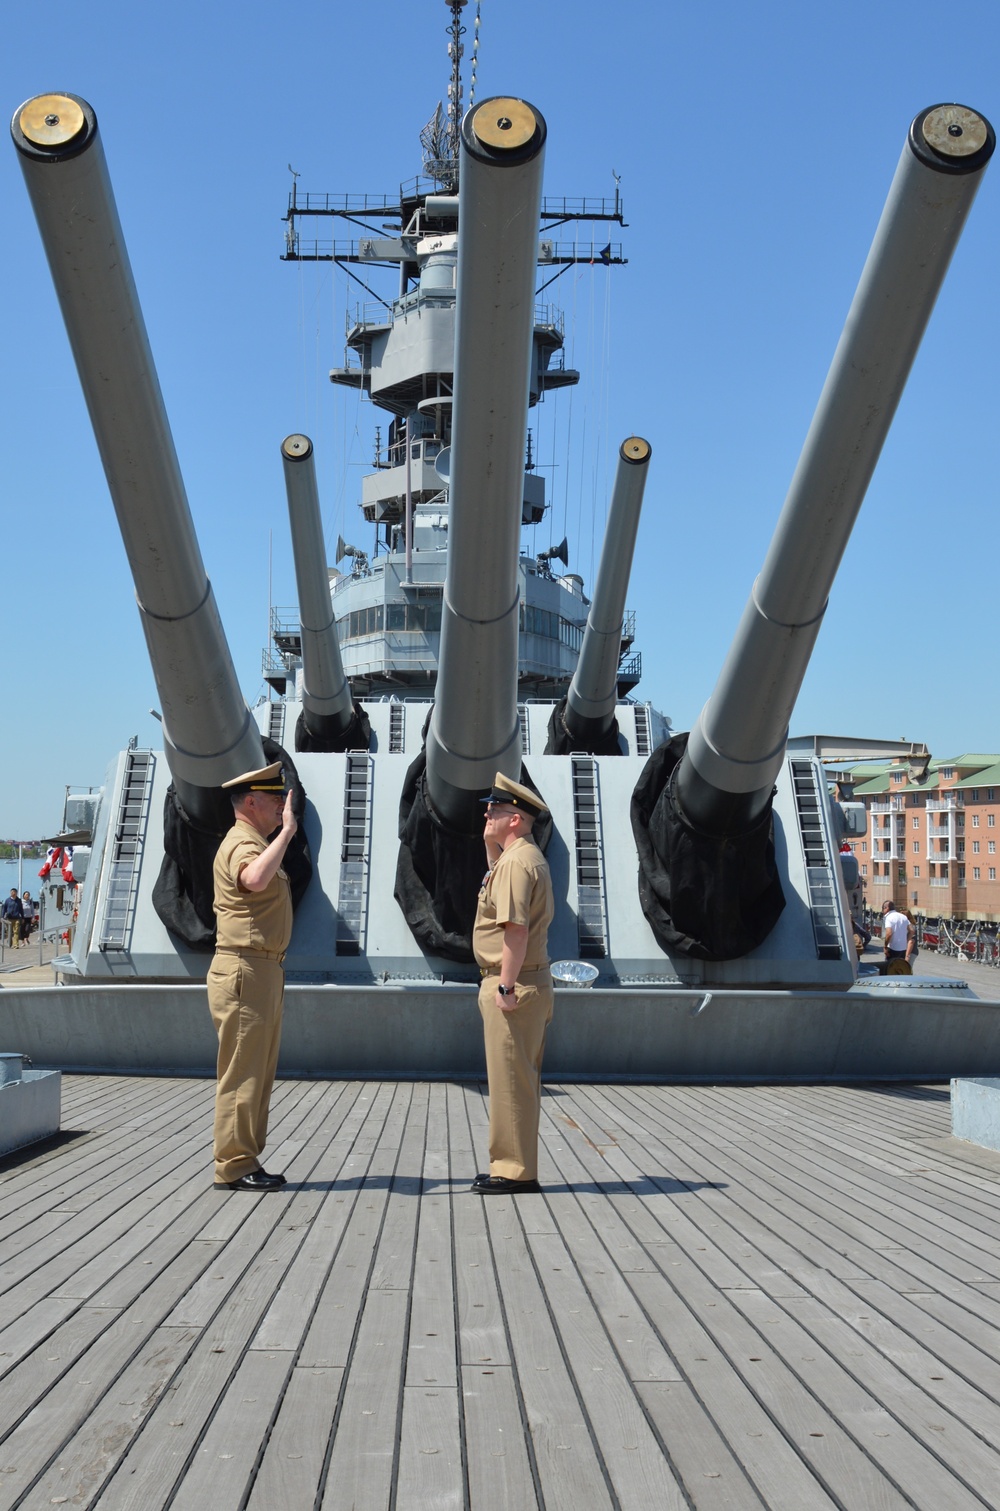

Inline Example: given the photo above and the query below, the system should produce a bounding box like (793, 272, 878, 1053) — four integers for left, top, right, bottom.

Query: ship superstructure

(267, 4, 634, 710)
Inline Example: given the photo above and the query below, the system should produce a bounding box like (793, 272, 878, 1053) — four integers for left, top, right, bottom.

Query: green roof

(845, 751, 1000, 796)
(954, 761, 1000, 790)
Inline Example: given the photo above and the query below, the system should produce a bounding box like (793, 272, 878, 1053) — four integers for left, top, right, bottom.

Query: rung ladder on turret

(790, 760, 845, 961)
(518, 703, 530, 756)
(98, 751, 155, 952)
(336, 754, 373, 954)
(389, 703, 405, 753)
(634, 704, 652, 758)
(268, 702, 285, 744)
(570, 754, 608, 958)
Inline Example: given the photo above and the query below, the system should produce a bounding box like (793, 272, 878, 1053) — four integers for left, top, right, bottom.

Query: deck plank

(320, 1289, 409, 1511)
(397, 1385, 464, 1511)
(246, 1365, 343, 1511)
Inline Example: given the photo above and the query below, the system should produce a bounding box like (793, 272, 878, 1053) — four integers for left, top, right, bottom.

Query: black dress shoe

(215, 1169, 285, 1192)
(470, 1174, 542, 1194)
(258, 1168, 287, 1185)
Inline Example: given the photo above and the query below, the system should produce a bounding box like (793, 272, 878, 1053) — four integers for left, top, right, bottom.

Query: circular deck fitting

(471, 98, 538, 152)
(551, 960, 600, 987)
(620, 436, 651, 464)
(281, 434, 313, 462)
(17, 93, 86, 149)
(921, 105, 989, 158)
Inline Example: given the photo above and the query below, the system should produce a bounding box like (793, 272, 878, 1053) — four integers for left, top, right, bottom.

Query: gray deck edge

(3, 983, 1000, 1080)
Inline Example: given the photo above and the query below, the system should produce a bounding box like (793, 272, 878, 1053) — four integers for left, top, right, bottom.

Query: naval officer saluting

(208, 761, 297, 1191)
(472, 772, 555, 1194)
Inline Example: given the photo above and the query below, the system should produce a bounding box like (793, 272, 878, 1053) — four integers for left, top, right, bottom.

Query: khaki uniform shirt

(213, 819, 293, 955)
(473, 836, 553, 972)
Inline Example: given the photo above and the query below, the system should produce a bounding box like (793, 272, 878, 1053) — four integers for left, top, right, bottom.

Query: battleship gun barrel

(677, 103, 995, 835)
(280, 434, 354, 744)
(424, 97, 547, 828)
(11, 93, 263, 824)
(564, 436, 651, 743)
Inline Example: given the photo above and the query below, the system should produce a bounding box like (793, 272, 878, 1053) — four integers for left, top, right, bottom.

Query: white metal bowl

(550, 960, 600, 987)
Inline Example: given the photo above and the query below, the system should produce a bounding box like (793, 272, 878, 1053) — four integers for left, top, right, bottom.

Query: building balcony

(871, 801, 904, 814)
(927, 797, 964, 811)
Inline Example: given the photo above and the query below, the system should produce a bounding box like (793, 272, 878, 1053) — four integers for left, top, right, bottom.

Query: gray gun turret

(633, 103, 995, 961)
(280, 434, 370, 753)
(11, 93, 263, 828)
(547, 436, 651, 755)
(396, 96, 549, 959)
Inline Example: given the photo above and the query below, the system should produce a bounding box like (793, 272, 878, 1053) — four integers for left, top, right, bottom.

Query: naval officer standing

(208, 761, 297, 1191)
(472, 773, 554, 1194)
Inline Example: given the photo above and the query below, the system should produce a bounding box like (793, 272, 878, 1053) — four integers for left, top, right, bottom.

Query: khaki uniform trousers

(479, 969, 553, 1182)
(207, 951, 284, 1183)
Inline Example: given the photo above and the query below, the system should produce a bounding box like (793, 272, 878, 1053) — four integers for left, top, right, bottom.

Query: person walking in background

(471, 773, 554, 1195)
(19, 892, 35, 943)
(2, 889, 23, 948)
(882, 899, 915, 975)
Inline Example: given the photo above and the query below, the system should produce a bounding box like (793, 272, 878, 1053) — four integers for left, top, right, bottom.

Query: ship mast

(444, 1, 466, 170)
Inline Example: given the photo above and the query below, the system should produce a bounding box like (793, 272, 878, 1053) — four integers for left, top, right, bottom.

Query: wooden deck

(3, 1076, 1000, 1508)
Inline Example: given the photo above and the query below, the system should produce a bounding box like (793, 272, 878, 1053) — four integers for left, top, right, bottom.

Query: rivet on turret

(948, 123, 963, 137)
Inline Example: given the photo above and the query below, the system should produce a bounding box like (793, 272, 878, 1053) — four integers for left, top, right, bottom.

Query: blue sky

(2, 0, 998, 837)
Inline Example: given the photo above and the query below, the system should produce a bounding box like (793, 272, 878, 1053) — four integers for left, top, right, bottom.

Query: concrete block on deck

(0, 1066, 61, 1156)
(951, 1077, 1000, 1153)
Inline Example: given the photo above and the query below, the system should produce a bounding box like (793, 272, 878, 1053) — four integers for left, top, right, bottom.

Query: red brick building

(848, 754, 1000, 921)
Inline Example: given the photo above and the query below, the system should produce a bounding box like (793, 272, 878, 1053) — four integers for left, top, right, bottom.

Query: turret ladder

(98, 750, 155, 952)
(570, 754, 609, 958)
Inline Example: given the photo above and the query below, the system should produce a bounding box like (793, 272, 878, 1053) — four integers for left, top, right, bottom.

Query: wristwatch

(497, 983, 514, 997)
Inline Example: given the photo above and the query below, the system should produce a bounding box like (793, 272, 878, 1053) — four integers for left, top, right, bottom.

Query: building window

(972, 789, 980, 801)
(989, 788, 996, 801)
(862, 841, 867, 853)
(990, 814, 996, 828)
(862, 864, 867, 876)
(898, 868, 906, 884)
(912, 842, 919, 853)
(974, 867, 981, 880)
(892, 771, 904, 784)
(958, 866, 965, 885)
(912, 817, 919, 828)
(913, 865, 920, 877)
(990, 842, 996, 854)
(992, 869, 997, 882)
(942, 767, 954, 779)
(973, 841, 980, 853)
(973, 815, 980, 827)
(958, 841, 965, 856)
